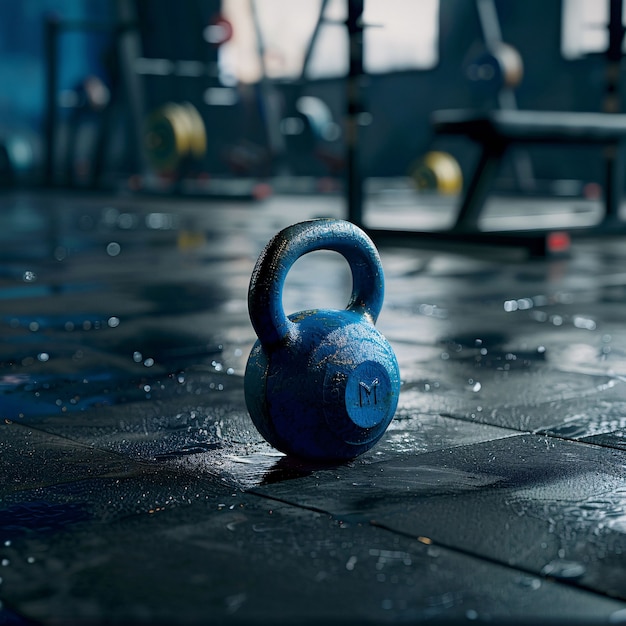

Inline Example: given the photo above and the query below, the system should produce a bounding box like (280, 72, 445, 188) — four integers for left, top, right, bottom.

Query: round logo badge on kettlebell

(244, 218, 401, 461)
(323, 359, 393, 444)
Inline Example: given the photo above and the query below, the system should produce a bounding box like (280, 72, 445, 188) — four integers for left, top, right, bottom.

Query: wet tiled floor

(1, 189, 626, 624)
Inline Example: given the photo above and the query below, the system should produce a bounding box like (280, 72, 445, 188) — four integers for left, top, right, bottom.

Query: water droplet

(537, 345, 546, 354)
(102, 207, 119, 225)
(106, 242, 121, 257)
(573, 315, 596, 331)
(1, 559, 9, 567)
(346, 556, 357, 571)
(516, 575, 541, 590)
(27, 556, 35, 564)
(133, 351, 143, 363)
(144, 357, 155, 367)
(3, 540, 11, 547)
(541, 559, 586, 580)
(23, 271, 36, 282)
(143, 384, 151, 393)
(37, 352, 49, 362)
(176, 372, 186, 384)
(466, 609, 479, 620)
(29, 322, 39, 332)
(118, 213, 135, 229)
(472, 381, 482, 392)
(226, 367, 235, 375)
(107, 316, 120, 328)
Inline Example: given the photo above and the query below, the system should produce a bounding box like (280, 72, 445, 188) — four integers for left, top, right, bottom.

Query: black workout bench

(432, 108, 626, 231)
(361, 109, 626, 257)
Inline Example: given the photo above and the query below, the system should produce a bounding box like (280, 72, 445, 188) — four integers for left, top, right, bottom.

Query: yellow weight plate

(411, 151, 463, 195)
(165, 103, 193, 157)
(181, 102, 207, 159)
(144, 105, 181, 171)
(144, 102, 207, 172)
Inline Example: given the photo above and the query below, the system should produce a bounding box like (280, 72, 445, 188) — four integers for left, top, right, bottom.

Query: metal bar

(603, 0, 625, 220)
(453, 142, 507, 231)
(346, 0, 365, 226)
(366, 227, 566, 259)
(299, 0, 329, 82)
(44, 16, 59, 187)
(475, 0, 536, 192)
(476, 0, 502, 52)
(249, 0, 286, 167)
(115, 0, 148, 177)
(605, 0, 624, 113)
(604, 143, 622, 220)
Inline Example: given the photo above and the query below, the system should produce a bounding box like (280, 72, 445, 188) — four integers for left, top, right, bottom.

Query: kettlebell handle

(248, 219, 385, 348)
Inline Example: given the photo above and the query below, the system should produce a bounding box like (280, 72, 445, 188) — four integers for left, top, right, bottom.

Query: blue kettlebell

(244, 218, 401, 461)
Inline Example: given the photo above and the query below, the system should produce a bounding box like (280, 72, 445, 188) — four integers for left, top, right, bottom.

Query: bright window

(561, 0, 626, 59)
(220, 0, 439, 84)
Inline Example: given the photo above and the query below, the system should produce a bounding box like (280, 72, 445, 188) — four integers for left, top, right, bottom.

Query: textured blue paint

(244, 219, 400, 461)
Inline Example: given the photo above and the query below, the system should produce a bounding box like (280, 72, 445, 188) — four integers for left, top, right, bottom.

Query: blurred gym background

(0, 0, 620, 200)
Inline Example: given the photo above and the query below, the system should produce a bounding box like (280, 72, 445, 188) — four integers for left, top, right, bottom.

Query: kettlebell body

(244, 219, 400, 461)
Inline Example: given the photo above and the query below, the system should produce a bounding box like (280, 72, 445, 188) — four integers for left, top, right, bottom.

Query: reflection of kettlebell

(244, 218, 401, 461)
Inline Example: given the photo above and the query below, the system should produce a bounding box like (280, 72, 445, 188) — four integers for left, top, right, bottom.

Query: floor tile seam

(0, 422, 231, 493)
(369, 520, 626, 605)
(530, 429, 626, 454)
(438, 411, 531, 434)
(245, 489, 626, 605)
(395, 409, 521, 436)
(438, 411, 626, 454)
(1, 420, 139, 461)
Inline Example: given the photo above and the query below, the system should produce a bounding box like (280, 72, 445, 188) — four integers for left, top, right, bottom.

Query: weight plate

(144, 102, 206, 171)
(181, 102, 207, 159)
(411, 151, 463, 195)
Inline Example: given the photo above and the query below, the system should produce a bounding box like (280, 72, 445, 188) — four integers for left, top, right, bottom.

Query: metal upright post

(346, 0, 365, 226)
(44, 16, 59, 187)
(115, 0, 149, 178)
(475, 0, 534, 191)
(603, 0, 625, 222)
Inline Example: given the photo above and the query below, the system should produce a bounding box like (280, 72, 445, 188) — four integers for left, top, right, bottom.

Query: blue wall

(0, 1, 112, 127)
